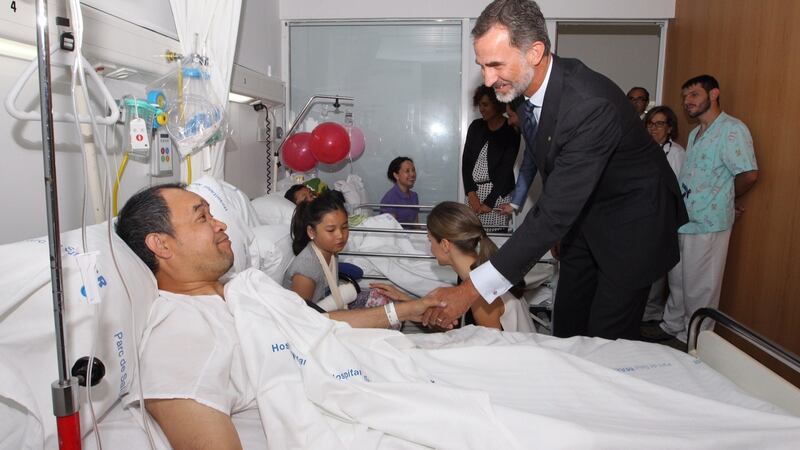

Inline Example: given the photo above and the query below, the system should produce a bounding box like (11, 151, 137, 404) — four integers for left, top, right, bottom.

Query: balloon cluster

(282, 122, 366, 172)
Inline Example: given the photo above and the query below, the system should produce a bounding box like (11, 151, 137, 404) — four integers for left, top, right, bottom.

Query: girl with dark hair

(462, 85, 520, 232)
(372, 201, 535, 332)
(379, 156, 419, 226)
(283, 190, 437, 328)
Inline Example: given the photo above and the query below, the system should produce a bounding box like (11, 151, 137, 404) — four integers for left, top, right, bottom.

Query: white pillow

(251, 224, 293, 283)
(251, 193, 297, 226)
(0, 222, 158, 448)
(188, 177, 260, 279)
(219, 179, 262, 228)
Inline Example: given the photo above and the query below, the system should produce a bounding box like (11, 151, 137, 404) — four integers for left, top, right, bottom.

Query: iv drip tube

(33, 0, 82, 448)
(74, 82, 105, 223)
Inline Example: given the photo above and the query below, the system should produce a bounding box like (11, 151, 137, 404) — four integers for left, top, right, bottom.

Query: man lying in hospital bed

(110, 182, 800, 449)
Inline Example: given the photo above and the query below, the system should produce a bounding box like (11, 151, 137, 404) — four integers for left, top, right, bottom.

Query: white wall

(235, 0, 282, 78)
(0, 55, 179, 244)
(556, 24, 661, 101)
(225, 0, 284, 199)
(224, 102, 276, 199)
(279, 0, 675, 20)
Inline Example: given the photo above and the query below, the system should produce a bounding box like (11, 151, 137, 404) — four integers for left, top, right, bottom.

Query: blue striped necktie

(523, 101, 538, 148)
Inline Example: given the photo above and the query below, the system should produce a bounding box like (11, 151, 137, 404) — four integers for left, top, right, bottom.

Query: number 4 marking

(10, 1, 17, 13)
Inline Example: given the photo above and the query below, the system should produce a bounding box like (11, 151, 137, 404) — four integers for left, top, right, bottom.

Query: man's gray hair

(472, 0, 551, 55)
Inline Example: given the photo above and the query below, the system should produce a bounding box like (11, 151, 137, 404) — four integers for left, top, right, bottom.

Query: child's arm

(369, 282, 415, 302)
(289, 274, 317, 302)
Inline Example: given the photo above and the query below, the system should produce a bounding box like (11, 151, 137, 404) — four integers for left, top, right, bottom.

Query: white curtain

(169, 0, 243, 181)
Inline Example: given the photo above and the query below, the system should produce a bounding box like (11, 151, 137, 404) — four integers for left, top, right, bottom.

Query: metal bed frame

(341, 203, 558, 330)
(688, 308, 800, 415)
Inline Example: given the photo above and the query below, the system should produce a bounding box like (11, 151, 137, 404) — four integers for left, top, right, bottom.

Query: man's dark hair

(644, 105, 680, 141)
(387, 156, 413, 182)
(472, 0, 551, 55)
(627, 86, 650, 103)
(681, 74, 719, 92)
(473, 84, 505, 112)
(116, 183, 185, 273)
(284, 184, 307, 204)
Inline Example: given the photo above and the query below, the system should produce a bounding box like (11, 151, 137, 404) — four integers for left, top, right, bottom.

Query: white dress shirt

(471, 55, 553, 303)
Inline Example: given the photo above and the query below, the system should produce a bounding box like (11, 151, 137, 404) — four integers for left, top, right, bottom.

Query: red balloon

(310, 122, 351, 164)
(282, 132, 317, 172)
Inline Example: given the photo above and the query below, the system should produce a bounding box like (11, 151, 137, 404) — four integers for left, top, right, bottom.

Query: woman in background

(641, 105, 686, 324)
(645, 105, 686, 178)
(380, 156, 419, 226)
(461, 85, 520, 232)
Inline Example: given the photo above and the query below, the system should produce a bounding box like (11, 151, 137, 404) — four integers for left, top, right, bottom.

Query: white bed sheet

(343, 215, 554, 298)
(222, 268, 800, 450)
(66, 268, 799, 450)
(343, 214, 457, 297)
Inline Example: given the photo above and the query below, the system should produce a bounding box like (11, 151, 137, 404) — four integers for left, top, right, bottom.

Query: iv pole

(33, 0, 82, 448)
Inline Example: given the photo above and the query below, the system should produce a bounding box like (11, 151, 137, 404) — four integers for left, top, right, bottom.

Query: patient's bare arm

(146, 399, 242, 450)
(327, 297, 441, 328)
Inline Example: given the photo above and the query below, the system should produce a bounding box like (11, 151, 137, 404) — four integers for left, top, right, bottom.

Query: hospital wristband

(384, 303, 401, 330)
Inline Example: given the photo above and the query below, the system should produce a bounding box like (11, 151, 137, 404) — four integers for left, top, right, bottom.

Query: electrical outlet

(257, 126, 269, 142)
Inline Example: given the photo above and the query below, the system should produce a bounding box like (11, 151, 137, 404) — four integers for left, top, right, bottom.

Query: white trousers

(660, 229, 732, 342)
(642, 276, 667, 322)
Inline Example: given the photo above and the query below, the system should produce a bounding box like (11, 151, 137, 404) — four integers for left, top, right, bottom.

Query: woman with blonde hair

(373, 201, 535, 332)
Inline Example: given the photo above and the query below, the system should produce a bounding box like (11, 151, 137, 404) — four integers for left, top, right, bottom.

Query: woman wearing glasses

(645, 106, 686, 178)
(641, 105, 686, 326)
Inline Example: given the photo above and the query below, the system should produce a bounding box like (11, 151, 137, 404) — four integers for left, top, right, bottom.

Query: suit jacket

(461, 118, 520, 208)
(493, 56, 688, 288)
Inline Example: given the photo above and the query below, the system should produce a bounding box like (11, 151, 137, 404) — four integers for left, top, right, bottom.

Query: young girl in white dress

(373, 201, 535, 332)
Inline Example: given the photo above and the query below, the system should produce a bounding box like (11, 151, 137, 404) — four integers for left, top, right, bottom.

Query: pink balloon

(310, 122, 350, 164)
(348, 126, 366, 160)
(282, 132, 317, 172)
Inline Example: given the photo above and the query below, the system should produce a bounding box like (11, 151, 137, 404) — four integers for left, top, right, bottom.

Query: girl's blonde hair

(427, 201, 496, 269)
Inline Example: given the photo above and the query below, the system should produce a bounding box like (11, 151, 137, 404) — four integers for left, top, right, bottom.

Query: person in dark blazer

(462, 85, 520, 231)
(423, 0, 688, 340)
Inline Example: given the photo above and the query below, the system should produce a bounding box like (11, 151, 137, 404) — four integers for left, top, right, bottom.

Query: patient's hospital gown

(128, 290, 257, 415)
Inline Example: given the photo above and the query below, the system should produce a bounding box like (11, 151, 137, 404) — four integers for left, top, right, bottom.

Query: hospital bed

(3, 180, 800, 449)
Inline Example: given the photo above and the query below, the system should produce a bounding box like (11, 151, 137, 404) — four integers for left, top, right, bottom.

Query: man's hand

(421, 280, 482, 328)
(478, 204, 492, 214)
(395, 297, 445, 322)
(497, 203, 516, 215)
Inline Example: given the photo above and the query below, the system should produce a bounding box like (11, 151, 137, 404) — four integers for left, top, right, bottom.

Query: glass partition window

(289, 22, 462, 207)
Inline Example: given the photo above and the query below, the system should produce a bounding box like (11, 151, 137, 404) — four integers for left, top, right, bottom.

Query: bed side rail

(688, 308, 800, 374)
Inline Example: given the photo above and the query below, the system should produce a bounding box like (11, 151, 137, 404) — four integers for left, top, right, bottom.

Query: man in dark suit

(423, 0, 687, 340)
